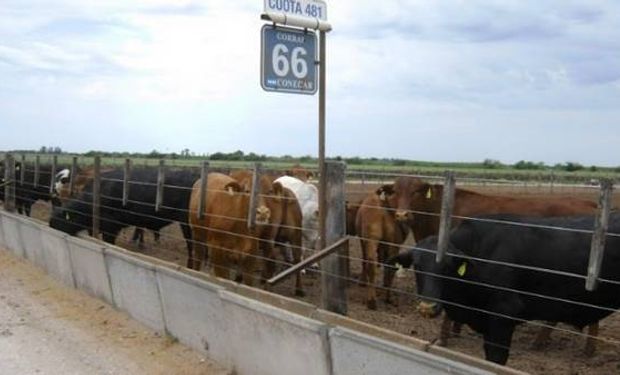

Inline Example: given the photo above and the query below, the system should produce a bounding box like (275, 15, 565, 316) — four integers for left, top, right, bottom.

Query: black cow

(0, 162, 60, 216)
(49, 167, 198, 257)
(390, 214, 620, 365)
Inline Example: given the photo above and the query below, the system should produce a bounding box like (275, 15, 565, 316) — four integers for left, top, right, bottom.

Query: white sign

(264, 0, 327, 21)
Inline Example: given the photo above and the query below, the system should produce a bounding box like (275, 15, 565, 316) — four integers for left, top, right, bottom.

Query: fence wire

(3, 157, 620, 373)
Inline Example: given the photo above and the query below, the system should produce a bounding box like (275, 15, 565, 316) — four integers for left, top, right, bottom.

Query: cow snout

(255, 206, 271, 224)
(417, 302, 440, 318)
(395, 210, 409, 222)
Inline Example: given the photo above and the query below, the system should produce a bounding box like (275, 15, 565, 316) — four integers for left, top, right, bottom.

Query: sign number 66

(272, 44, 308, 79)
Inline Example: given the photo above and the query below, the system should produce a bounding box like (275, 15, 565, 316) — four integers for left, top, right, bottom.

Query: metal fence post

(92, 156, 101, 239)
(34, 155, 40, 188)
(320, 161, 348, 315)
(198, 161, 210, 220)
(586, 179, 613, 291)
(247, 163, 262, 229)
(3, 154, 16, 212)
(436, 171, 456, 263)
(49, 154, 57, 194)
(122, 158, 131, 207)
(19, 154, 25, 185)
(156, 159, 165, 212)
(70, 156, 78, 197)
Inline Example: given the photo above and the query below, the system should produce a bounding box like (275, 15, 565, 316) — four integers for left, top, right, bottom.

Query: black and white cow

(49, 167, 198, 253)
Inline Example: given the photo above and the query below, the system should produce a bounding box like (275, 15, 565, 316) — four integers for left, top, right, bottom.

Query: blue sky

(1, 1, 619, 166)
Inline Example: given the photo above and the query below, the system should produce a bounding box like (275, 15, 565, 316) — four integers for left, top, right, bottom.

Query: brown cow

(355, 187, 409, 310)
(285, 164, 314, 182)
(188, 172, 281, 286)
(230, 170, 305, 295)
(385, 176, 598, 354)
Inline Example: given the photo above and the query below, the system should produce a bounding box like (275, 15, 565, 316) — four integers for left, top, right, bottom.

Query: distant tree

(564, 162, 584, 172)
(482, 159, 502, 169)
(147, 149, 163, 159)
(39, 146, 47, 153)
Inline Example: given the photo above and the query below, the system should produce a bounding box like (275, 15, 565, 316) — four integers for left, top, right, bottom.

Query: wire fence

(3, 153, 620, 372)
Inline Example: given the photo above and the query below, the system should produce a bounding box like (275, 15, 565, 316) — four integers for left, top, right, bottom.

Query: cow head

(390, 177, 439, 223)
(413, 236, 468, 319)
(256, 179, 284, 225)
(49, 204, 90, 236)
(53, 169, 71, 205)
(285, 165, 313, 182)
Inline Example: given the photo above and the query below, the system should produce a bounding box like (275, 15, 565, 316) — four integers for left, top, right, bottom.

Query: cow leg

(211, 250, 230, 280)
(189, 227, 207, 271)
(131, 228, 145, 250)
(452, 321, 462, 337)
(584, 323, 598, 356)
(531, 322, 556, 350)
(382, 243, 400, 306)
(240, 254, 257, 287)
(154, 230, 161, 243)
(358, 239, 369, 286)
(260, 239, 277, 284)
(483, 318, 516, 365)
(291, 243, 305, 297)
(180, 223, 198, 266)
(366, 240, 379, 310)
(438, 315, 452, 346)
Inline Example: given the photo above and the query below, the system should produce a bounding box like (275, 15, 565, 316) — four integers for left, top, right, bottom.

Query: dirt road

(0, 248, 229, 375)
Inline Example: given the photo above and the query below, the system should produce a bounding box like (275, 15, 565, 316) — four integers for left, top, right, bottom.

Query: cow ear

(272, 181, 283, 196)
(376, 184, 394, 201)
(306, 171, 314, 179)
(224, 181, 242, 195)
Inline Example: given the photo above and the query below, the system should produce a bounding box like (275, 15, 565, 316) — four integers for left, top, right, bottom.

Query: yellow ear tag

(425, 188, 432, 199)
(457, 262, 467, 277)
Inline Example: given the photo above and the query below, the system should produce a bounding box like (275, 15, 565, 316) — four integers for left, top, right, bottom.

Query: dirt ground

(0, 247, 230, 375)
(27, 183, 620, 374)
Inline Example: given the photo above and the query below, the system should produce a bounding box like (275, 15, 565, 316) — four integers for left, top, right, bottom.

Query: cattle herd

(1, 158, 620, 369)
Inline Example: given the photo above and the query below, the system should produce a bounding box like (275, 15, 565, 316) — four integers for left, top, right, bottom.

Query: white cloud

(0, 1, 619, 166)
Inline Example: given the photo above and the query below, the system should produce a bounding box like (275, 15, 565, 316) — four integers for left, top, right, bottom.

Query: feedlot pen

(4, 156, 620, 375)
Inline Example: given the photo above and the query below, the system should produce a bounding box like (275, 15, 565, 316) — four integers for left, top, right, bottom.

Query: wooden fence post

(3, 154, 16, 212)
(198, 161, 210, 220)
(34, 155, 40, 188)
(49, 155, 57, 194)
(122, 158, 131, 207)
(320, 161, 348, 315)
(92, 156, 101, 239)
(586, 179, 613, 291)
(436, 171, 456, 263)
(155, 159, 165, 212)
(247, 163, 262, 229)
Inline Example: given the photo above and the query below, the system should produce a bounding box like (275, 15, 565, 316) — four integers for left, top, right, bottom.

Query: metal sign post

(261, 2, 335, 311)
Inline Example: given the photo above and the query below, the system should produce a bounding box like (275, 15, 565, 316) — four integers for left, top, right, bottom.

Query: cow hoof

(295, 290, 306, 297)
(367, 299, 377, 310)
